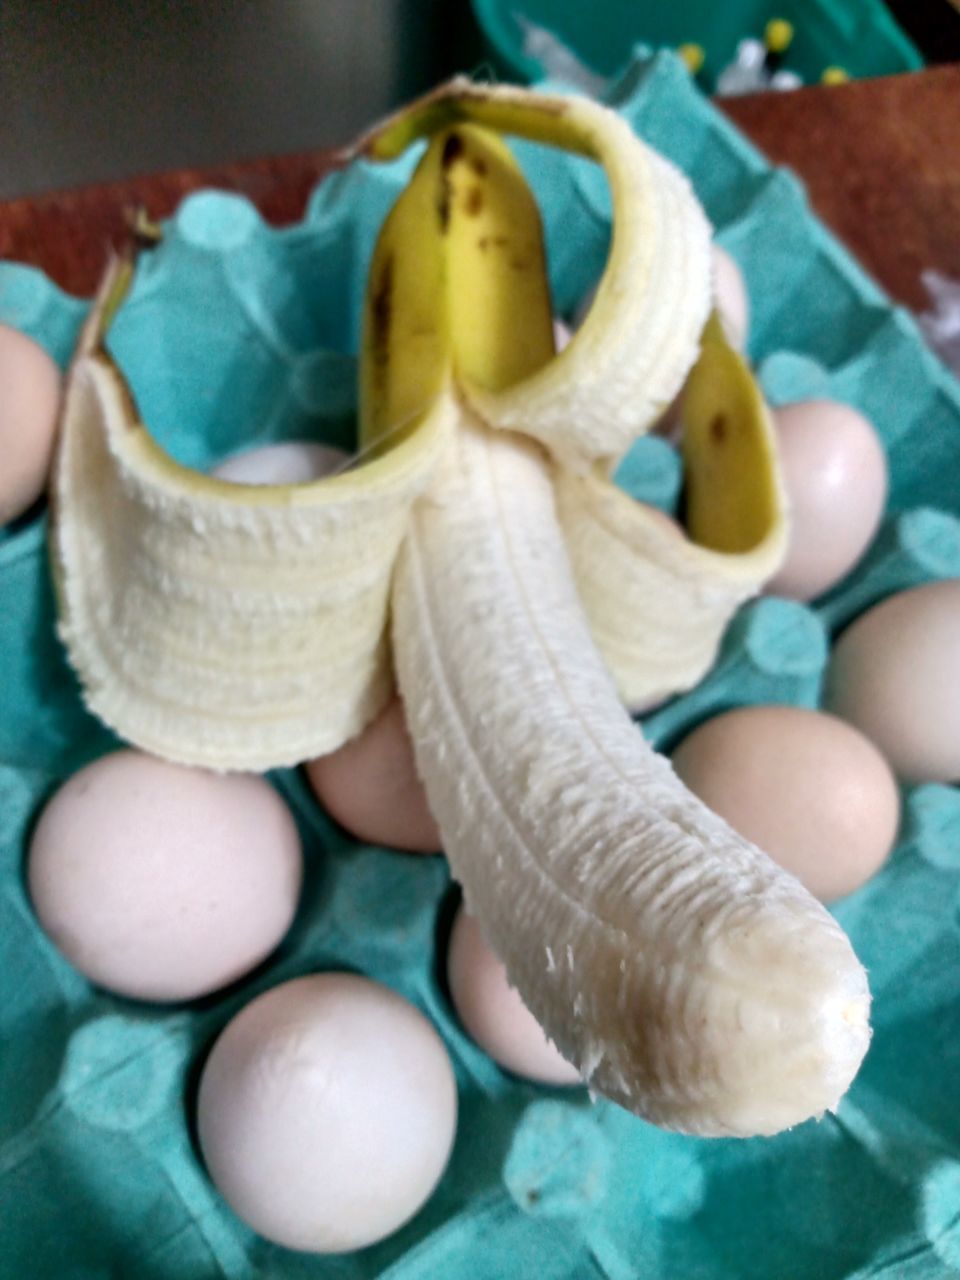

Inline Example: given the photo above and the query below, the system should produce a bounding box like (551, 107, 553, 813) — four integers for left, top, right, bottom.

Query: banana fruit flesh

(365, 98, 870, 1135)
(52, 261, 451, 771)
(393, 416, 869, 1137)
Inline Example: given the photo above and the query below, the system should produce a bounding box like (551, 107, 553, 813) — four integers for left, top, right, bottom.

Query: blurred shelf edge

(1, 65, 959, 313)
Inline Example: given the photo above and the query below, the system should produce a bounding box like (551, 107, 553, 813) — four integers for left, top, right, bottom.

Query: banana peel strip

(52, 259, 452, 771)
(557, 315, 788, 710)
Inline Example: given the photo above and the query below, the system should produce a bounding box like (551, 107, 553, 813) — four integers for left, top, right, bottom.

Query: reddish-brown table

(1, 66, 958, 310)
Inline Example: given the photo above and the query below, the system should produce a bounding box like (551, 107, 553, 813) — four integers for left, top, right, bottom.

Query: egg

(305, 697, 441, 852)
(447, 906, 580, 1086)
(0, 324, 62, 524)
(825, 579, 960, 783)
(671, 704, 900, 901)
(712, 244, 749, 350)
(197, 973, 457, 1252)
(766, 400, 888, 601)
(211, 441, 349, 485)
(28, 749, 303, 1001)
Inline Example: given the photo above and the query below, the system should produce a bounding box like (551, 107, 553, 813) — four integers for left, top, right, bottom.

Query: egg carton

(2, 49, 960, 1280)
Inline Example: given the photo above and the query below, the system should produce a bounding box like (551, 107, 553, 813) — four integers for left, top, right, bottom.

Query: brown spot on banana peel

(370, 253, 394, 365)
(437, 176, 454, 232)
(437, 131, 466, 231)
(464, 187, 484, 217)
(710, 413, 727, 444)
(440, 132, 466, 169)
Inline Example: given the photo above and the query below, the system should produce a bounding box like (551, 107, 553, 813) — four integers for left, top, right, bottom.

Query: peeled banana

(50, 79, 872, 1135)
(393, 415, 869, 1137)
(360, 101, 870, 1135)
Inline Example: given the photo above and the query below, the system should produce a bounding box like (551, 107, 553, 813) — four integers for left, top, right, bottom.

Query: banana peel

(557, 313, 788, 711)
(52, 255, 451, 771)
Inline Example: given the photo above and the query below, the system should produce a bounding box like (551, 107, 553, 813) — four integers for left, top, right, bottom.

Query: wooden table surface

(722, 64, 960, 311)
(1, 65, 958, 310)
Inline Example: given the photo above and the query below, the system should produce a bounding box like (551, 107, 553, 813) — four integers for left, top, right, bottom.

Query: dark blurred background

(1, 0, 956, 201)
(0, 1, 486, 199)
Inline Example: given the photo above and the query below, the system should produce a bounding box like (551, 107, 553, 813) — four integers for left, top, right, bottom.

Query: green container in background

(472, 0, 923, 89)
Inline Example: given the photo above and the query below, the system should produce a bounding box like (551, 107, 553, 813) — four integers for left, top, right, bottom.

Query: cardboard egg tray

(1, 50, 959, 1280)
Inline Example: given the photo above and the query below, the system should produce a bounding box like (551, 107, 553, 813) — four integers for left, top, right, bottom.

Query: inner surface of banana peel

(51, 77, 785, 771)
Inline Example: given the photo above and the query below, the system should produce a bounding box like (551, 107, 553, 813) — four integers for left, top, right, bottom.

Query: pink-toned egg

(671, 705, 900, 902)
(766, 400, 888, 601)
(0, 325, 62, 524)
(825, 579, 960, 783)
(447, 907, 580, 1086)
(28, 749, 303, 1001)
(305, 697, 441, 852)
(712, 245, 749, 350)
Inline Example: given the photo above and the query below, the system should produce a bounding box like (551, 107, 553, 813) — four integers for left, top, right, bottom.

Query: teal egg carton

(2, 50, 960, 1280)
(472, 0, 923, 91)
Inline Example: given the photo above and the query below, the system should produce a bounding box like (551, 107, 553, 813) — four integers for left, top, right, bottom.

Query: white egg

(197, 973, 457, 1252)
(447, 907, 580, 1086)
(28, 749, 303, 1001)
(211, 441, 349, 485)
(712, 244, 750, 350)
(766, 400, 888, 601)
(0, 324, 62, 524)
(825, 579, 960, 783)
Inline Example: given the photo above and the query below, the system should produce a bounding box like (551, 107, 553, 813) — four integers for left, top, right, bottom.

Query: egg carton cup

(2, 49, 960, 1280)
